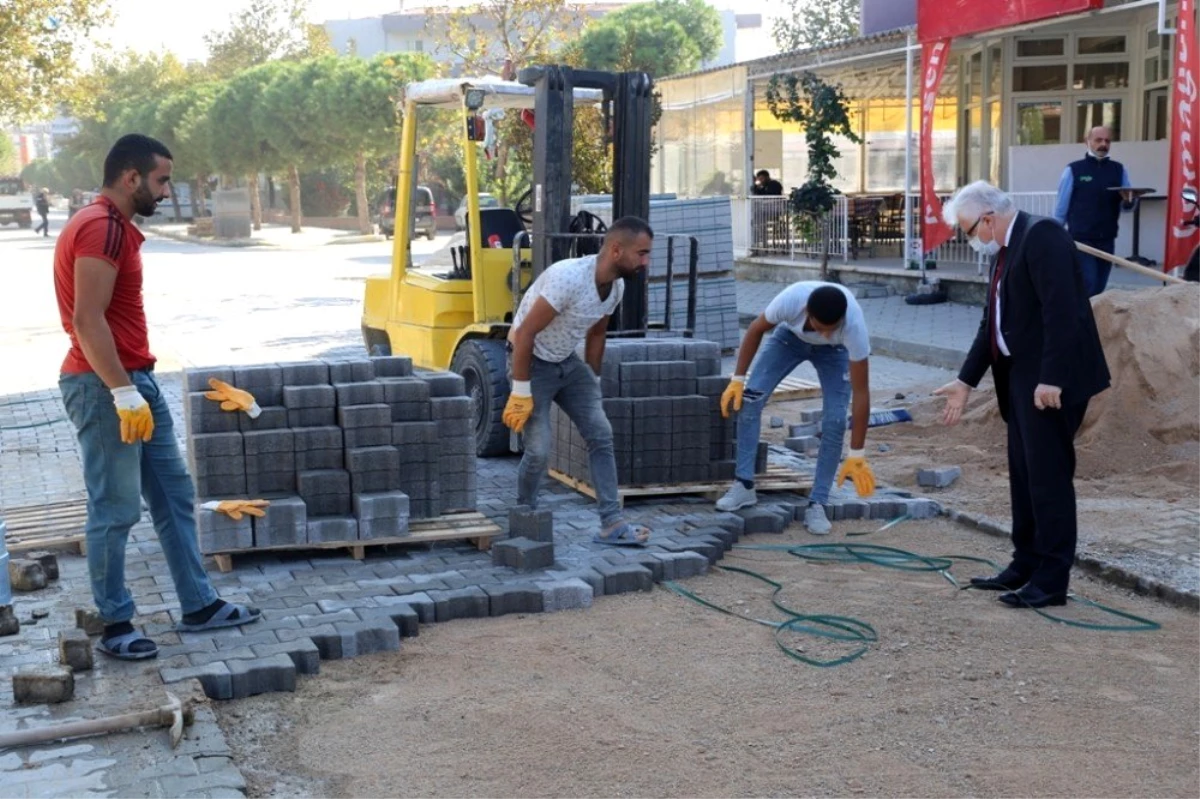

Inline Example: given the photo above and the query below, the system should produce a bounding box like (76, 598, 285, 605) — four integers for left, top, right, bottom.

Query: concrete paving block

(592, 561, 654, 595)
(917, 466, 962, 489)
(799, 408, 823, 424)
(632, 554, 664, 581)
(688, 526, 736, 550)
(785, 436, 822, 456)
(278, 360, 330, 386)
(387, 593, 435, 624)
(294, 426, 343, 451)
(295, 448, 344, 472)
(653, 550, 709, 580)
(343, 426, 394, 449)
(392, 421, 438, 446)
(346, 446, 401, 473)
(74, 608, 104, 636)
(354, 491, 410, 520)
(307, 517, 358, 544)
(186, 366, 235, 393)
(190, 432, 244, 459)
(380, 378, 431, 403)
(13, 666, 74, 704)
(427, 586, 490, 622)
(788, 422, 820, 438)
(288, 407, 337, 428)
(56, 629, 93, 672)
(358, 601, 420, 638)
(509, 506, 553, 542)
(338, 404, 391, 430)
(371, 355, 413, 377)
(906, 498, 942, 519)
(194, 473, 247, 499)
(197, 508, 253, 553)
(298, 469, 351, 497)
(431, 396, 472, 419)
(160, 662, 233, 700)
(295, 626, 343, 660)
(8, 559, 46, 592)
(483, 583, 544, 616)
(0, 605, 18, 636)
(242, 429, 294, 455)
(325, 358, 375, 384)
(23, 551, 58, 582)
(738, 507, 786, 534)
(227, 653, 297, 698)
(334, 381, 385, 407)
(358, 516, 410, 540)
(420, 372, 465, 397)
(283, 384, 336, 410)
(239, 405, 289, 432)
(335, 620, 401, 657)
(536, 578, 594, 612)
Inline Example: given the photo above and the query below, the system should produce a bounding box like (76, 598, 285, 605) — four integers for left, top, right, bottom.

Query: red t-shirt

(54, 196, 155, 374)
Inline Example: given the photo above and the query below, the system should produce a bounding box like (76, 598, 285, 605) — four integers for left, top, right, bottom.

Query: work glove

(502, 380, 534, 433)
(204, 378, 262, 419)
(720, 375, 746, 419)
(200, 499, 270, 520)
(836, 449, 876, 498)
(111, 385, 154, 444)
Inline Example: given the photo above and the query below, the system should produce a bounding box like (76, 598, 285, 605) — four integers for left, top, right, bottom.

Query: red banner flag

(1165, 0, 1199, 273)
(921, 38, 955, 254)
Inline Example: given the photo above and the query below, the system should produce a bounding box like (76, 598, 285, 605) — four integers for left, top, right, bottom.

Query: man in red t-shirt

(55, 134, 260, 660)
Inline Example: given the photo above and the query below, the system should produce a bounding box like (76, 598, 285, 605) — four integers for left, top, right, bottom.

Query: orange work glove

(502, 380, 534, 433)
(205, 378, 262, 418)
(111, 385, 154, 444)
(836, 449, 876, 498)
(200, 499, 270, 520)
(720, 375, 745, 419)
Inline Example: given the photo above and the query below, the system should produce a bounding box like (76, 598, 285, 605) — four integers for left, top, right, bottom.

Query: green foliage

(21, 159, 61, 193)
(293, 169, 351, 216)
(773, 0, 860, 53)
(432, 0, 584, 76)
(0, 0, 113, 121)
(0, 137, 19, 175)
(206, 64, 282, 177)
(766, 71, 860, 220)
(204, 0, 330, 78)
(576, 0, 722, 77)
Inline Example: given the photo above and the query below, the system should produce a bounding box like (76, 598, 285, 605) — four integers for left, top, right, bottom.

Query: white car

(454, 193, 500, 230)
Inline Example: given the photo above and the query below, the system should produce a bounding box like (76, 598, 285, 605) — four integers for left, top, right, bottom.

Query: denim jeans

(59, 369, 217, 623)
(735, 326, 851, 506)
(515, 353, 622, 526)
(1077, 240, 1114, 296)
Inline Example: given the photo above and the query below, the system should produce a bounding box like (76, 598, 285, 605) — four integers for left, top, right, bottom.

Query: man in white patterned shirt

(504, 216, 654, 546)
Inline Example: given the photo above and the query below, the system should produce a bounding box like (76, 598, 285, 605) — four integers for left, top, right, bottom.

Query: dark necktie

(989, 249, 1007, 361)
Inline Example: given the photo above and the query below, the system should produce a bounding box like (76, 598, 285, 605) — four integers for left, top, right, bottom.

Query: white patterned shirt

(511, 255, 624, 363)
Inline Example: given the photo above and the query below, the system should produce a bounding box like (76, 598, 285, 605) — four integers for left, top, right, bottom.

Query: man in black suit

(934, 181, 1111, 608)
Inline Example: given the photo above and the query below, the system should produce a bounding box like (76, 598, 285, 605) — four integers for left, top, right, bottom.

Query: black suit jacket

(958, 211, 1111, 422)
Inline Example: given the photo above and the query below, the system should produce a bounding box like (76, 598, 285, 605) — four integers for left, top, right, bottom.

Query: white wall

(325, 18, 387, 57)
(1009, 141, 1171, 265)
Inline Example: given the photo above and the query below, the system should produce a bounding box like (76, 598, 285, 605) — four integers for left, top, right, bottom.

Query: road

(0, 214, 451, 395)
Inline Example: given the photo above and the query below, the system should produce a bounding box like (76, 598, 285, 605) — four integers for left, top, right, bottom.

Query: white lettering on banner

(1165, 0, 1199, 268)
(920, 38, 955, 254)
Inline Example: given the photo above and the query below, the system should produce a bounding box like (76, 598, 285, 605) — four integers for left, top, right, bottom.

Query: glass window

(988, 45, 1002, 96)
(1144, 89, 1168, 141)
(1145, 56, 1159, 84)
(1073, 63, 1129, 90)
(1013, 65, 1068, 92)
(968, 52, 983, 102)
(1017, 102, 1062, 145)
(987, 101, 1002, 185)
(1017, 38, 1064, 57)
(1075, 99, 1122, 141)
(1077, 35, 1125, 55)
(1146, 29, 1160, 50)
(967, 106, 982, 183)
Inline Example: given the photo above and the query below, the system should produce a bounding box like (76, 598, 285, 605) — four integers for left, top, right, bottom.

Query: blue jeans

(735, 327, 851, 506)
(1077, 240, 1114, 296)
(59, 369, 217, 624)
(516, 353, 622, 526)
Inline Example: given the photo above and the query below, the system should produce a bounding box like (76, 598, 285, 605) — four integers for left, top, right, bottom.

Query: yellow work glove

(720, 375, 746, 419)
(836, 449, 876, 498)
(111, 385, 154, 444)
(502, 380, 534, 433)
(205, 378, 262, 418)
(200, 499, 270, 520)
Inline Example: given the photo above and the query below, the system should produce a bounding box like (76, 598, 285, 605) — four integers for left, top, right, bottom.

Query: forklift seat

(471, 207, 526, 249)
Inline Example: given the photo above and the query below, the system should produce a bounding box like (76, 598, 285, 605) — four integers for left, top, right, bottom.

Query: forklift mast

(517, 65, 654, 334)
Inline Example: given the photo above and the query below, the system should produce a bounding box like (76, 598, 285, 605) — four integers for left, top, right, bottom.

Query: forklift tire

(362, 326, 391, 356)
(452, 338, 511, 458)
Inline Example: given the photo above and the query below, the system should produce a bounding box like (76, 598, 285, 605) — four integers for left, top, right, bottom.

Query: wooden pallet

(209, 511, 502, 573)
(549, 464, 811, 505)
(2, 498, 89, 555)
(773, 375, 822, 401)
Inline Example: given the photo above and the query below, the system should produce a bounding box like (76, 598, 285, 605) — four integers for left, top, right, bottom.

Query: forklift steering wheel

(515, 188, 533, 226)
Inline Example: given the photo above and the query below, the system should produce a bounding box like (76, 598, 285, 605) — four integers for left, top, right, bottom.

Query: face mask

(1088, 148, 1109, 160)
(969, 236, 1001, 257)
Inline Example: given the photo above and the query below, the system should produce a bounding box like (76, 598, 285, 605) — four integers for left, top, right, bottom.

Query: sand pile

(1078, 283, 1200, 475)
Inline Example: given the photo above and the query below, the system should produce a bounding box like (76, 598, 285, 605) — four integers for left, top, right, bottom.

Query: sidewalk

(143, 221, 384, 249)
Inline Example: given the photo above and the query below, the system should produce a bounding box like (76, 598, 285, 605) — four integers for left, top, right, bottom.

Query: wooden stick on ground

(1075, 242, 1190, 286)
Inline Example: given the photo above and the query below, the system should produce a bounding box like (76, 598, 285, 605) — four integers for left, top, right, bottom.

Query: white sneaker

(804, 503, 832, 535)
(716, 482, 757, 512)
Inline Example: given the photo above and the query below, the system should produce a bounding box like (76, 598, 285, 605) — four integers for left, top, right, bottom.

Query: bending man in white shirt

(716, 282, 877, 533)
(503, 216, 655, 546)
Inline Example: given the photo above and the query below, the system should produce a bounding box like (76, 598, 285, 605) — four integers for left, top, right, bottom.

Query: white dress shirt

(995, 220, 1015, 357)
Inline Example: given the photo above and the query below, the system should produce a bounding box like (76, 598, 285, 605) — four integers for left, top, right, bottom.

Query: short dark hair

(103, 134, 173, 188)
(756, 170, 771, 179)
(807, 285, 848, 325)
(606, 215, 654, 243)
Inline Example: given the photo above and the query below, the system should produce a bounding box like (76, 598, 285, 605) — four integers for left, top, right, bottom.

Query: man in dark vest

(1053, 126, 1134, 296)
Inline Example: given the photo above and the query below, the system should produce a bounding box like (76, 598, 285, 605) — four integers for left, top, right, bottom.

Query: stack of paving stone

(548, 338, 768, 487)
(183, 357, 476, 554)
(574, 195, 741, 350)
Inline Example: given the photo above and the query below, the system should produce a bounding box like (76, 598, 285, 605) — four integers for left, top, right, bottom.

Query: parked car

(377, 185, 436, 240)
(454, 193, 500, 230)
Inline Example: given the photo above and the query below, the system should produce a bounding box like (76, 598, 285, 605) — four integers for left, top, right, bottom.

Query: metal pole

(903, 29, 918, 282)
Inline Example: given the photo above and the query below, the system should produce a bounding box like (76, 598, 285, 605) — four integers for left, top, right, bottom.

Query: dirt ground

(218, 515, 1198, 798)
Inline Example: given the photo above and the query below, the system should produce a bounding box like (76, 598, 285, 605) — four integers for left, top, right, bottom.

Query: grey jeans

(514, 353, 622, 526)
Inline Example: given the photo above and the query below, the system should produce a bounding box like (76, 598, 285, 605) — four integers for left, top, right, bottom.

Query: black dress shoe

(969, 568, 1029, 591)
(998, 584, 1068, 608)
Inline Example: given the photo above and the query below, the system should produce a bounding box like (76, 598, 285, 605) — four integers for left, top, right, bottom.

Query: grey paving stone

(427, 586, 490, 622)
(738, 507, 786, 534)
(591, 561, 654, 595)
(160, 662, 233, 700)
(357, 602, 420, 638)
(12, 666, 73, 704)
(389, 592, 435, 624)
(57, 629, 92, 672)
(917, 466, 962, 488)
(251, 638, 321, 675)
(483, 583, 544, 616)
(536, 578, 594, 612)
(334, 620, 400, 657)
(652, 551, 709, 580)
(509, 505, 554, 542)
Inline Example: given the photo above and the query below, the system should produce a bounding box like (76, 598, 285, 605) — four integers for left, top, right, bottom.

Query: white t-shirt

(512, 255, 624, 363)
(763, 281, 871, 362)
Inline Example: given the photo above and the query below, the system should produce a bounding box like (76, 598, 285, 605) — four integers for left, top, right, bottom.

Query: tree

(156, 83, 222, 218)
(766, 71, 861, 276)
(575, 0, 722, 76)
(207, 65, 284, 229)
(204, 0, 330, 78)
(773, 0, 860, 54)
(0, 137, 18, 175)
(0, 0, 113, 121)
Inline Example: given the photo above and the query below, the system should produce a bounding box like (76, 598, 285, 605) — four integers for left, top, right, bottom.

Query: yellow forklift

(361, 65, 697, 455)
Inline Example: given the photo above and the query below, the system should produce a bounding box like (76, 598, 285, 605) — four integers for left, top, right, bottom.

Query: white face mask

(969, 236, 1001, 257)
(1088, 147, 1109, 160)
